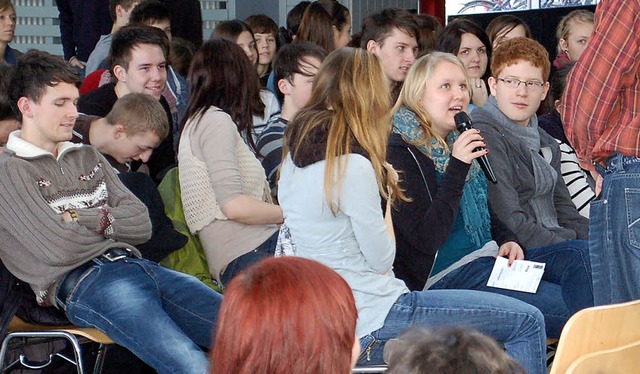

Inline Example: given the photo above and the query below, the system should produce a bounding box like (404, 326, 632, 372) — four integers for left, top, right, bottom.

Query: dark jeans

(220, 230, 278, 286)
(430, 240, 593, 338)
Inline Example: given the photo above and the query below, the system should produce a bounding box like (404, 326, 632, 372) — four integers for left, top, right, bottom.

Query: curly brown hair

(490, 37, 550, 81)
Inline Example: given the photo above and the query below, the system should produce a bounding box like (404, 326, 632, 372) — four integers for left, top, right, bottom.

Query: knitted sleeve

(73, 149, 152, 244)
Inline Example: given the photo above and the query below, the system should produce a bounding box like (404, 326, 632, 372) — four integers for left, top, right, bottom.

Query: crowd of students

(1, 0, 636, 373)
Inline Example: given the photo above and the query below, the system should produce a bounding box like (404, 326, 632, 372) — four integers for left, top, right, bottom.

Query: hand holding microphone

(454, 112, 498, 184)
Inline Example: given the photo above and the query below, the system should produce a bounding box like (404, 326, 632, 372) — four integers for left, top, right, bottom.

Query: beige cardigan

(178, 107, 278, 279)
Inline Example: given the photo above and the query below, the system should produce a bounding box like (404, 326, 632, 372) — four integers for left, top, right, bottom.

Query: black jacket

(0, 260, 69, 337)
(386, 132, 518, 291)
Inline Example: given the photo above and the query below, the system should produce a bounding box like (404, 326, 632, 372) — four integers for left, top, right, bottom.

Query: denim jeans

(57, 257, 222, 374)
(220, 230, 278, 286)
(591, 153, 640, 305)
(430, 240, 593, 338)
(358, 290, 547, 374)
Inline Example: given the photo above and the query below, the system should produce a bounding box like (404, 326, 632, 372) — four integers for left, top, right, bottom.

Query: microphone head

(454, 111, 472, 133)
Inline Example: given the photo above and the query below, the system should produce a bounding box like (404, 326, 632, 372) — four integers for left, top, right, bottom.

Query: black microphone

(454, 112, 497, 184)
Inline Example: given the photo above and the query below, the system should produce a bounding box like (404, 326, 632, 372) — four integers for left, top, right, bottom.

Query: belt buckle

(102, 248, 130, 262)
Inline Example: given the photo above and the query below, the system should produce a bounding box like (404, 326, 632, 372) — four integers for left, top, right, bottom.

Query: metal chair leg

(0, 331, 85, 374)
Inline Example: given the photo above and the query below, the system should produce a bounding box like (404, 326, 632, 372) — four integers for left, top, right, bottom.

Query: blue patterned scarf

(393, 107, 492, 247)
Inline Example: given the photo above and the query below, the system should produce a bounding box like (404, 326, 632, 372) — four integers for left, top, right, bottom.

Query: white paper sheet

(487, 256, 545, 293)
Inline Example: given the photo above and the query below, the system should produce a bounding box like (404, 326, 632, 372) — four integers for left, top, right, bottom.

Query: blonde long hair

(286, 47, 403, 214)
(392, 52, 472, 152)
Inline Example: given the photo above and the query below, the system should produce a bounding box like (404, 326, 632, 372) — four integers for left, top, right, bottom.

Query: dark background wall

(450, 5, 596, 62)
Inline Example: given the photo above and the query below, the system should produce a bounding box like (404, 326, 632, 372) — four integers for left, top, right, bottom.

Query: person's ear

(277, 78, 290, 96)
(115, 4, 125, 19)
(488, 76, 498, 96)
(541, 81, 550, 101)
(113, 64, 127, 82)
(16, 97, 32, 118)
(554, 99, 561, 112)
(113, 124, 127, 139)
(366, 39, 379, 54)
(559, 38, 569, 53)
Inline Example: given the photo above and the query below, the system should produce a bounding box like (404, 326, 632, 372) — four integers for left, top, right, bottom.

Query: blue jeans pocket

(624, 188, 640, 250)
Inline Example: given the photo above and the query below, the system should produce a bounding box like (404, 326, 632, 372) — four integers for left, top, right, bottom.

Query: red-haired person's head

(210, 256, 359, 374)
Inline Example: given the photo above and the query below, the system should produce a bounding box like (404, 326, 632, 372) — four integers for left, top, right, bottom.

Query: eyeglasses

(497, 77, 545, 90)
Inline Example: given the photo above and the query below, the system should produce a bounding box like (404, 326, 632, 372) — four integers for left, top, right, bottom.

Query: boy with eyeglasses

(472, 37, 588, 249)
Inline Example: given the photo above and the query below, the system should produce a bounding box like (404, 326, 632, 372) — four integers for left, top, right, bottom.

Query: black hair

(9, 50, 80, 121)
(109, 25, 170, 73)
(360, 8, 419, 49)
(438, 18, 492, 80)
(272, 42, 327, 104)
(129, 0, 170, 26)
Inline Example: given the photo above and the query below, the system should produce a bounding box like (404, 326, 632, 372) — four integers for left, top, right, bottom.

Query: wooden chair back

(566, 340, 640, 374)
(550, 299, 640, 374)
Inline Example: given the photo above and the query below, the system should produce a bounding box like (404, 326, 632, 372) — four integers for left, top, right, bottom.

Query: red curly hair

(491, 37, 550, 81)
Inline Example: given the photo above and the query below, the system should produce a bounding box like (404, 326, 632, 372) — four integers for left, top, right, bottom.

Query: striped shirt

(256, 116, 288, 197)
(560, 0, 640, 171)
(557, 140, 595, 218)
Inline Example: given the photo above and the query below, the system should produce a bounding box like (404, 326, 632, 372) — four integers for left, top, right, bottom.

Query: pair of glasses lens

(498, 77, 544, 89)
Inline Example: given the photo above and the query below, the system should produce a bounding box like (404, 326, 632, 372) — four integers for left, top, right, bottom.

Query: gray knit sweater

(0, 131, 150, 306)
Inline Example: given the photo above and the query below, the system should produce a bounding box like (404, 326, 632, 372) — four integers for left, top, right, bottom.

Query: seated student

(553, 9, 594, 69)
(360, 8, 419, 101)
(85, 0, 140, 76)
(472, 37, 589, 248)
(413, 13, 443, 58)
(73, 93, 166, 173)
(168, 37, 195, 78)
(0, 0, 20, 65)
(278, 47, 547, 374)
(212, 20, 280, 141)
(319, 0, 352, 49)
(178, 38, 282, 287)
(256, 42, 326, 196)
(438, 18, 492, 108)
(212, 256, 360, 374)
(296, 1, 348, 53)
(88, 0, 189, 129)
(213, 19, 257, 64)
(128, 0, 188, 126)
(78, 25, 175, 184)
(539, 63, 595, 218)
(485, 14, 531, 51)
(385, 327, 526, 374)
(388, 51, 592, 339)
(245, 14, 279, 88)
(0, 65, 19, 151)
(0, 49, 221, 374)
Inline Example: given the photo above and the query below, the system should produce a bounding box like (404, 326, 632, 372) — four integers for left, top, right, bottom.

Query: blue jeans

(57, 257, 222, 374)
(430, 240, 593, 338)
(591, 153, 640, 305)
(220, 230, 278, 286)
(358, 290, 547, 374)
